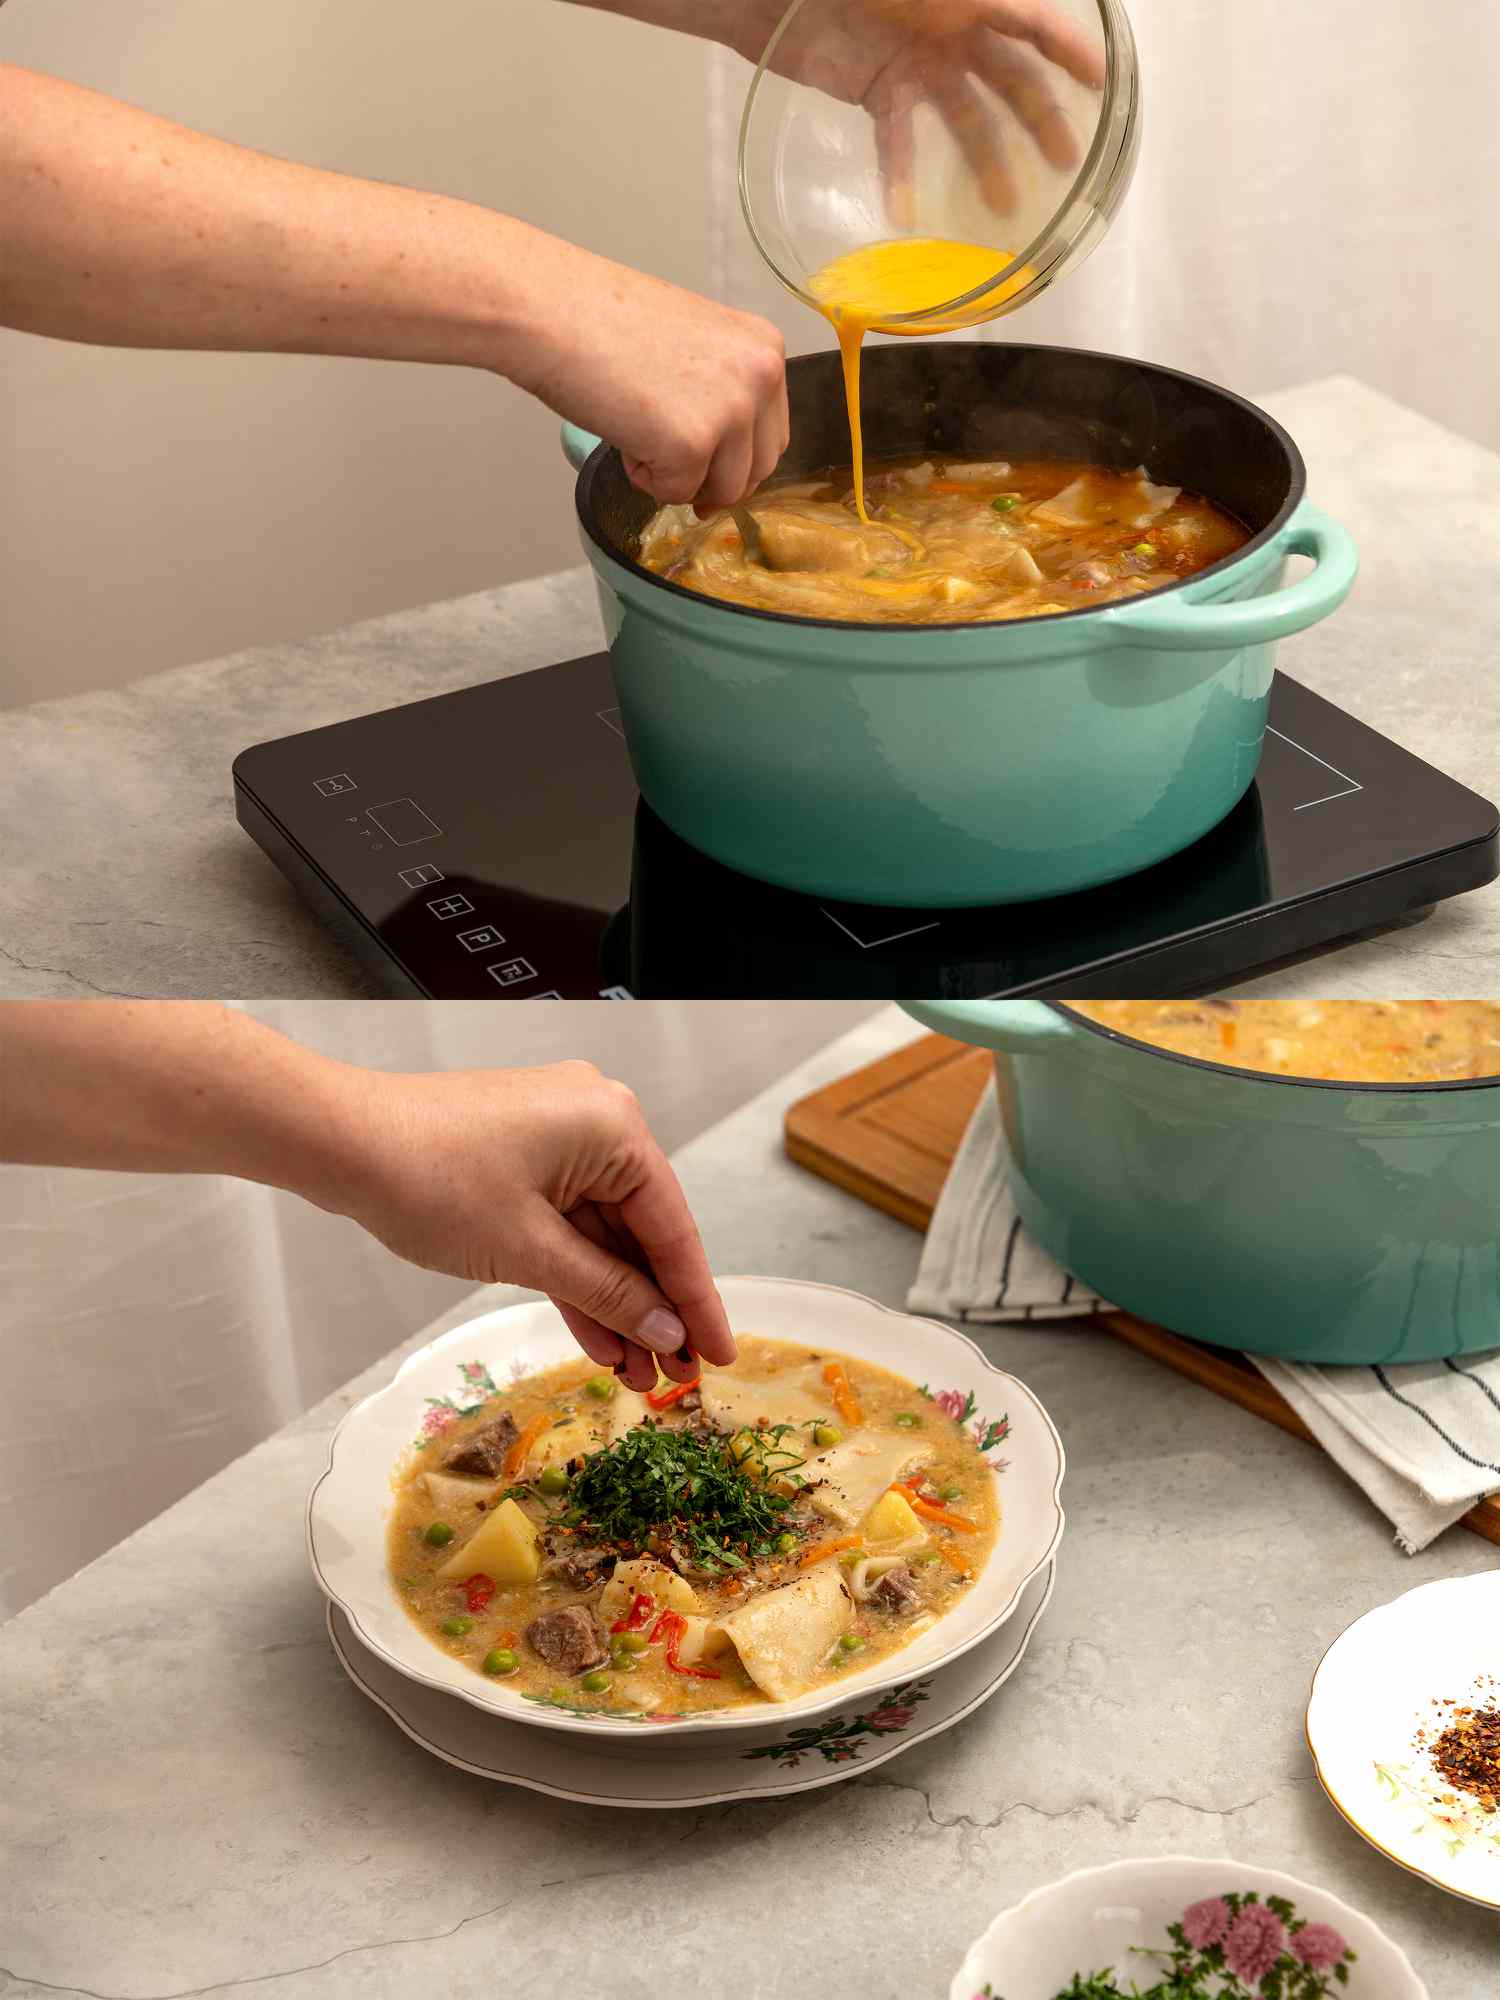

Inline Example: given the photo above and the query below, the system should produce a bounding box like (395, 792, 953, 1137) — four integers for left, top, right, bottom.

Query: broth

(1069, 1000, 1500, 1083)
(387, 1337, 999, 1716)
(638, 456, 1248, 624)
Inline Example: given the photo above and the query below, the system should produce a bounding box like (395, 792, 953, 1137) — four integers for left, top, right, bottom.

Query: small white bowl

(307, 1275, 1065, 1740)
(951, 1856, 1427, 1999)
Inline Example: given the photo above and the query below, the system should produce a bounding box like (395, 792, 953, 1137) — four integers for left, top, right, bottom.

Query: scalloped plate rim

(327, 1557, 1056, 1807)
(1304, 1570, 1500, 1912)
(950, 1853, 1429, 1999)
(307, 1274, 1066, 1740)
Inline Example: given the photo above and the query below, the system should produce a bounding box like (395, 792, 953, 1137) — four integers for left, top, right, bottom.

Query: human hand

(502, 230, 788, 508)
(724, 0, 1107, 224)
(325, 1059, 736, 1392)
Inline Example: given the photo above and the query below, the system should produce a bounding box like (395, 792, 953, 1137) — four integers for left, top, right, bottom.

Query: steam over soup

(1069, 1000, 1500, 1083)
(637, 458, 1249, 625)
(388, 1337, 999, 1714)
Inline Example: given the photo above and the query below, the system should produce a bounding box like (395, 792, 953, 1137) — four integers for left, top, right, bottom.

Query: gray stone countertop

(3, 1009, 1497, 1998)
(4, 375, 1499, 1000)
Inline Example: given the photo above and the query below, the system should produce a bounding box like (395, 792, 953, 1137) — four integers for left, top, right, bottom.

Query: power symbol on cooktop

(314, 773, 356, 796)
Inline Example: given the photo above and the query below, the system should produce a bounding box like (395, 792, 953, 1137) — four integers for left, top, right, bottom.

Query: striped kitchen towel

(908, 1075, 1500, 1553)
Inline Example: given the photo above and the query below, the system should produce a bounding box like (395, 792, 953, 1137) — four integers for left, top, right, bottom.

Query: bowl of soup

(904, 999, 1500, 1364)
(307, 1275, 1065, 1738)
(561, 342, 1357, 908)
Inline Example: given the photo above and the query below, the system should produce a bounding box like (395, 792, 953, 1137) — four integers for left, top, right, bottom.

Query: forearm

(0, 63, 573, 371)
(0, 1001, 361, 1212)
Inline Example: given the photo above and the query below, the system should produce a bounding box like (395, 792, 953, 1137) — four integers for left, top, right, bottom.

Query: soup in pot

(388, 1337, 1000, 1716)
(1069, 1000, 1500, 1083)
(637, 457, 1249, 625)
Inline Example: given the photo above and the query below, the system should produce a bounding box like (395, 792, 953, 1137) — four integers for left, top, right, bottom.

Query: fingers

(870, 75, 919, 232)
(977, 0, 1107, 88)
(751, 367, 791, 493)
(553, 1302, 659, 1392)
(929, 69, 1017, 214)
(611, 1147, 738, 1368)
(556, 1307, 627, 1372)
(693, 424, 756, 518)
(978, 32, 1081, 171)
(525, 1199, 692, 1360)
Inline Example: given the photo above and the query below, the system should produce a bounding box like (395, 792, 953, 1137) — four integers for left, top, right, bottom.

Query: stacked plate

(308, 1275, 1066, 1808)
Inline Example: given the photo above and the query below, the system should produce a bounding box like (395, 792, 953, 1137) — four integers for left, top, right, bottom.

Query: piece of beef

(525, 1605, 607, 1676)
(870, 1566, 921, 1615)
(678, 1387, 702, 1413)
(546, 1544, 617, 1590)
(444, 1410, 519, 1478)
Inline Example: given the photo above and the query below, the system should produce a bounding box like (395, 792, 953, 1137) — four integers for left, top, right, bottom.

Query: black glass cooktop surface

(233, 652, 1498, 998)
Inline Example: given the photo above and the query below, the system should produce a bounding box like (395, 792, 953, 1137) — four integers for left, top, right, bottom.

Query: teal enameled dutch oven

(562, 342, 1358, 909)
(902, 1000, 1500, 1364)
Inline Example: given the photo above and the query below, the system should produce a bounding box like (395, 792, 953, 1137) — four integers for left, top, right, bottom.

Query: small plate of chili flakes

(1306, 1571, 1500, 1908)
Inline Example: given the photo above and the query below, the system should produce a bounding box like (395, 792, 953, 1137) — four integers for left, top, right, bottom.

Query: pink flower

(421, 1403, 458, 1435)
(1290, 1924, 1347, 1971)
(933, 1389, 969, 1421)
(1223, 1905, 1288, 1984)
(459, 1361, 488, 1385)
(1180, 1898, 1231, 1949)
(864, 1704, 916, 1732)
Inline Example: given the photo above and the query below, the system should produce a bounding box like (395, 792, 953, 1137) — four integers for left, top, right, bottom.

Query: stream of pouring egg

(806, 237, 1033, 522)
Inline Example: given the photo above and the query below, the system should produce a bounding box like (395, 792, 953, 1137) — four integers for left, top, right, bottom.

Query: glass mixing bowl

(738, 0, 1141, 332)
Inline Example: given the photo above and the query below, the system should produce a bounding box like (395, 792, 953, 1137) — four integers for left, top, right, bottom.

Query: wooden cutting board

(785, 1032, 1500, 1549)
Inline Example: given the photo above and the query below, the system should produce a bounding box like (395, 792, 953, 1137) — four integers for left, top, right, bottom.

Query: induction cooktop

(233, 652, 1499, 998)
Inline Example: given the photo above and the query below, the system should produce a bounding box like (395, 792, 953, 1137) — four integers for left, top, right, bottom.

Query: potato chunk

(597, 1556, 698, 1625)
(673, 1614, 732, 1668)
(435, 1496, 540, 1585)
(861, 1487, 925, 1545)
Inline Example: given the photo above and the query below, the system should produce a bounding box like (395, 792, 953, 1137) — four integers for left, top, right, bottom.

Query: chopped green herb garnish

(559, 1422, 803, 1575)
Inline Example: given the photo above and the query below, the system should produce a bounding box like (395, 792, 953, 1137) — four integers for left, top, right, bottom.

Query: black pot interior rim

(1050, 1002, 1500, 1096)
(574, 342, 1309, 637)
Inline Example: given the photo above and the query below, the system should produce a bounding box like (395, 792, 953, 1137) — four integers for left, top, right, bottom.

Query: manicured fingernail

(634, 1308, 687, 1354)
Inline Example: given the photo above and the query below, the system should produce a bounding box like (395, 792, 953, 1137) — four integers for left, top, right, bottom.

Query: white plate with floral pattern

(951, 1856, 1427, 1999)
(328, 1557, 1054, 1806)
(1305, 1570, 1500, 1910)
(307, 1275, 1065, 1741)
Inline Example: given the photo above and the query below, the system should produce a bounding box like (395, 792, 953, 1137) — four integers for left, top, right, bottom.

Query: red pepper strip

(464, 1574, 496, 1615)
(645, 1377, 701, 1411)
(657, 1609, 722, 1680)
(611, 1591, 655, 1635)
(648, 1610, 674, 1644)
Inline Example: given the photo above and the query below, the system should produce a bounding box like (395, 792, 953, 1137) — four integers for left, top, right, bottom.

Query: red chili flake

(1430, 1704, 1500, 1813)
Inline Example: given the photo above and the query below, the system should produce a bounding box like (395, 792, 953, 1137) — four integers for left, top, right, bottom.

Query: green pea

(838, 1633, 865, 1654)
(613, 1630, 650, 1654)
(773, 1532, 798, 1555)
(609, 1644, 640, 1671)
(580, 1670, 612, 1694)
(894, 1412, 920, 1429)
(439, 1615, 473, 1637)
(991, 495, 1019, 512)
(812, 1423, 842, 1448)
(938, 1482, 962, 1502)
(423, 1521, 454, 1547)
(483, 1648, 519, 1676)
(584, 1374, 616, 1401)
(537, 1464, 570, 1495)
(1132, 540, 1155, 556)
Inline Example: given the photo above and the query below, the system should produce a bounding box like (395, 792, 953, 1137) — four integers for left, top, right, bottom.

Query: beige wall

(0, 0, 732, 707)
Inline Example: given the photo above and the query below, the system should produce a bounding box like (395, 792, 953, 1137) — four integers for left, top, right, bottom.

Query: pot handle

(561, 422, 604, 471)
(901, 1000, 1075, 1052)
(1103, 503, 1358, 653)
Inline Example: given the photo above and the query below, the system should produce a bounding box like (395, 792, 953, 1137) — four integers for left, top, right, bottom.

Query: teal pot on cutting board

(903, 1000, 1500, 1365)
(562, 343, 1358, 909)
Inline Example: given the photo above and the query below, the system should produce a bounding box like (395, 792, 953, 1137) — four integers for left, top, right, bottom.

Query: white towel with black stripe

(908, 1076, 1500, 1552)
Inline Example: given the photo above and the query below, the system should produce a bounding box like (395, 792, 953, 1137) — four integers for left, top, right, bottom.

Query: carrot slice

(936, 1542, 974, 1577)
(503, 1412, 553, 1479)
(798, 1534, 861, 1568)
(1219, 1019, 1237, 1051)
(890, 1483, 979, 1533)
(822, 1361, 863, 1427)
